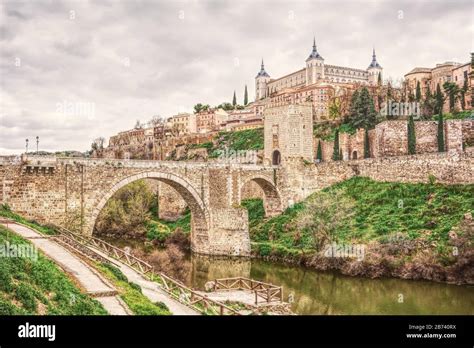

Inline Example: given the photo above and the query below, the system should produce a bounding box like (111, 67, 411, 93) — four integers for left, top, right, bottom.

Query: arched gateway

(88, 171, 211, 254)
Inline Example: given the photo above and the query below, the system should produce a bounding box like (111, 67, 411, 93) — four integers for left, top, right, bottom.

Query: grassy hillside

(249, 177, 473, 265)
(0, 225, 107, 315)
(185, 128, 264, 160)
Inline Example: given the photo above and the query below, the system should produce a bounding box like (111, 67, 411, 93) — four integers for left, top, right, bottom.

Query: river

(103, 238, 474, 315)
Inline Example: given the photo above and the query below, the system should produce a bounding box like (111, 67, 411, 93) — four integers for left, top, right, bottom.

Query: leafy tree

(386, 81, 393, 100)
(437, 112, 445, 152)
(328, 97, 342, 120)
(443, 82, 460, 112)
(295, 189, 355, 251)
(460, 79, 468, 110)
(232, 91, 237, 106)
(347, 87, 377, 130)
(217, 102, 234, 111)
(316, 140, 322, 162)
(332, 129, 340, 161)
(407, 115, 416, 155)
(348, 89, 360, 120)
(194, 103, 210, 113)
(421, 86, 437, 120)
(364, 128, 370, 158)
(434, 83, 444, 115)
(415, 81, 421, 101)
(244, 85, 248, 105)
(95, 180, 154, 237)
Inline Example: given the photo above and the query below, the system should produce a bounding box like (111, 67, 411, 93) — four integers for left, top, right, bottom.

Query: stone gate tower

(264, 102, 314, 165)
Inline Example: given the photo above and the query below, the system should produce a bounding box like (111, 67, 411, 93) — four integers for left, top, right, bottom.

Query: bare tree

(149, 115, 163, 127)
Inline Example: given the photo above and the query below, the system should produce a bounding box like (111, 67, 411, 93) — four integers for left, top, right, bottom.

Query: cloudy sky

(0, 0, 472, 154)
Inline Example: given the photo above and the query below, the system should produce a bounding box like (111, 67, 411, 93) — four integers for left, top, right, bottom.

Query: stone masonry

(0, 156, 285, 256)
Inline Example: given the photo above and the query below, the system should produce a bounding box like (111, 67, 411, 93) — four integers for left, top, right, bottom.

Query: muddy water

(104, 239, 474, 315)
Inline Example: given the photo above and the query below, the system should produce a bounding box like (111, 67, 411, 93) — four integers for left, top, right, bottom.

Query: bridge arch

(88, 171, 210, 253)
(240, 175, 283, 217)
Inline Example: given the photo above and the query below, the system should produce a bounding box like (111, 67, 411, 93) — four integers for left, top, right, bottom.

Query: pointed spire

(307, 37, 323, 61)
(256, 58, 270, 78)
(368, 47, 382, 69)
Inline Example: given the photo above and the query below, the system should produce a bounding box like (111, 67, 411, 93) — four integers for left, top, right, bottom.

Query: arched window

(272, 150, 281, 165)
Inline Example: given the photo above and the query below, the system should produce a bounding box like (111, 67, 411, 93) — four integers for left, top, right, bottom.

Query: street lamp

(25, 138, 29, 154)
(36, 136, 39, 154)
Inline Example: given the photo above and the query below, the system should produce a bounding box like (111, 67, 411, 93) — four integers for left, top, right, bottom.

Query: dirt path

(1, 221, 130, 315)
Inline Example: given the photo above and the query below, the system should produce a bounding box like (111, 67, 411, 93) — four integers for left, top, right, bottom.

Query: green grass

(248, 177, 474, 259)
(0, 204, 57, 236)
(0, 225, 107, 315)
(96, 263, 171, 315)
(157, 208, 191, 234)
(209, 128, 264, 158)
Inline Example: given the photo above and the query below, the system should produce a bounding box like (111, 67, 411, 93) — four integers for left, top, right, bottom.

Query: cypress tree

(415, 81, 421, 101)
(244, 85, 248, 105)
(377, 72, 382, 86)
(407, 115, 416, 155)
(232, 91, 237, 106)
(332, 130, 340, 161)
(437, 113, 445, 152)
(435, 83, 444, 115)
(471, 53, 474, 108)
(316, 140, 322, 162)
(364, 128, 370, 158)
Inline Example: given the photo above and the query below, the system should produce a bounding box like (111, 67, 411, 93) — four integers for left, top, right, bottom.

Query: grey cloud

(0, 0, 471, 154)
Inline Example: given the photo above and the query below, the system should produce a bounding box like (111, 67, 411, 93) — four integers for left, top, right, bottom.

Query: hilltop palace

(254, 39, 383, 122)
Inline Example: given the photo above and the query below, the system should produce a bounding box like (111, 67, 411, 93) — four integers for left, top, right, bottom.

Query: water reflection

(188, 255, 474, 315)
(104, 238, 474, 315)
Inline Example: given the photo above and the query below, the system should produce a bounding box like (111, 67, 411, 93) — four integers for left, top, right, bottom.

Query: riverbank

(93, 176, 474, 285)
(248, 177, 474, 285)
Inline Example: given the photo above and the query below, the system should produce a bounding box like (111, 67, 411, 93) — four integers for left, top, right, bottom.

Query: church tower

(255, 59, 271, 100)
(306, 38, 325, 86)
(367, 48, 383, 85)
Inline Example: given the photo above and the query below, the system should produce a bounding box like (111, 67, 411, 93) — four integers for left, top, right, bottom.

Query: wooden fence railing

(51, 225, 239, 315)
(213, 277, 283, 305)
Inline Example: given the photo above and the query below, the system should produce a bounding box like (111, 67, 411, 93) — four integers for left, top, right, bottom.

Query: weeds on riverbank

(0, 225, 107, 315)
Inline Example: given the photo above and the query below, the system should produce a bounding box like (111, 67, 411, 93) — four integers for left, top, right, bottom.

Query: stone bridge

(0, 156, 293, 256)
(1, 151, 473, 256)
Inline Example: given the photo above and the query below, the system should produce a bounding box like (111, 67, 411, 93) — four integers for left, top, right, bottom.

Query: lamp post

(25, 138, 29, 154)
(36, 136, 39, 154)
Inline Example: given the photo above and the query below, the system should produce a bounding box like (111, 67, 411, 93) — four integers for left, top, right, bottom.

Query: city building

(404, 59, 472, 110)
(196, 108, 228, 133)
(255, 39, 382, 120)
